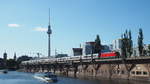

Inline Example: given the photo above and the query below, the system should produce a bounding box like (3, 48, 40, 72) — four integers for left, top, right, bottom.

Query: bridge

(21, 56, 150, 80)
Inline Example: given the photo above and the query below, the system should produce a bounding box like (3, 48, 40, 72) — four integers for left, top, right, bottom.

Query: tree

(127, 30, 133, 57)
(6, 59, 18, 70)
(17, 55, 32, 64)
(121, 34, 127, 59)
(121, 29, 133, 58)
(148, 44, 150, 56)
(138, 28, 144, 56)
(94, 35, 101, 54)
(16, 55, 32, 69)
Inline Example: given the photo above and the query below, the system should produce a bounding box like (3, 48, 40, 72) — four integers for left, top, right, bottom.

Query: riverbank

(54, 71, 150, 82)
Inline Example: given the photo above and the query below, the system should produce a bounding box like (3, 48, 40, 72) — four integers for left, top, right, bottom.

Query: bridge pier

(58, 65, 63, 74)
(52, 64, 56, 74)
(93, 64, 101, 77)
(74, 65, 78, 77)
(70, 64, 79, 77)
(47, 64, 52, 72)
(82, 64, 89, 77)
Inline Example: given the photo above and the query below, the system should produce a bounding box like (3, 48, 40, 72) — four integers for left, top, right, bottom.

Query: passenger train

(22, 52, 120, 64)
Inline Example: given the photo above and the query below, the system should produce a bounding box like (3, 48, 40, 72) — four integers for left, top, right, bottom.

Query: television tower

(47, 8, 52, 57)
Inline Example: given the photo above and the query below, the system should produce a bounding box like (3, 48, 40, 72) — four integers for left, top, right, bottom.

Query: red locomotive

(98, 52, 120, 58)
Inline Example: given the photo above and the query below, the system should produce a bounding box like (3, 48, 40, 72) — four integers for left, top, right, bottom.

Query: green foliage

(143, 49, 147, 56)
(148, 44, 150, 55)
(121, 29, 133, 58)
(121, 34, 128, 58)
(0, 55, 32, 70)
(6, 59, 17, 70)
(127, 30, 133, 57)
(148, 44, 150, 50)
(17, 55, 32, 64)
(94, 35, 101, 53)
(138, 28, 144, 56)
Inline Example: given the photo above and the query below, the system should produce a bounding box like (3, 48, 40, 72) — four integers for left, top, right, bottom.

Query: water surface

(0, 71, 149, 84)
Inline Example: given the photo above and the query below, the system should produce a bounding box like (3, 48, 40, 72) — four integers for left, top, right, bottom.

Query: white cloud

(8, 24, 21, 28)
(34, 27, 48, 32)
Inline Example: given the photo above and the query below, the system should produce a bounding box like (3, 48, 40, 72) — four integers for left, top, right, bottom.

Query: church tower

(3, 51, 7, 61)
(14, 52, 17, 61)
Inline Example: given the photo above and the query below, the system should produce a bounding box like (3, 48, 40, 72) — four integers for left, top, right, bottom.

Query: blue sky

(0, 0, 150, 58)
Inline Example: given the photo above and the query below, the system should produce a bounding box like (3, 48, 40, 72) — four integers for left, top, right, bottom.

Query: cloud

(8, 24, 21, 28)
(34, 27, 48, 32)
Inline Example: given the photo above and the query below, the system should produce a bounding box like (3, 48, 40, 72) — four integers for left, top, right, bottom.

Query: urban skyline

(0, 0, 150, 58)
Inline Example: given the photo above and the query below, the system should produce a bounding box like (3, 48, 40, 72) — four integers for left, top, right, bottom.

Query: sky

(0, 0, 150, 58)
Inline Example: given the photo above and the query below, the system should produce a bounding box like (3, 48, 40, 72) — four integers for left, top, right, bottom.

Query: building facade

(112, 39, 122, 51)
(82, 42, 95, 55)
(112, 39, 122, 55)
(72, 48, 82, 56)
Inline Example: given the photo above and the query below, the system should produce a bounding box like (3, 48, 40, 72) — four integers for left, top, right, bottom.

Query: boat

(34, 72, 57, 82)
(0, 70, 8, 74)
(3, 70, 8, 74)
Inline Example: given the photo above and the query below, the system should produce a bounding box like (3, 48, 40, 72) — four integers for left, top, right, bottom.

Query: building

(132, 44, 150, 57)
(108, 44, 113, 51)
(112, 39, 122, 51)
(72, 48, 82, 56)
(14, 53, 17, 61)
(101, 45, 111, 53)
(143, 44, 150, 56)
(112, 39, 123, 55)
(3, 52, 7, 61)
(132, 47, 139, 57)
(82, 42, 112, 55)
(83, 42, 96, 55)
(3, 52, 7, 68)
(130, 64, 149, 77)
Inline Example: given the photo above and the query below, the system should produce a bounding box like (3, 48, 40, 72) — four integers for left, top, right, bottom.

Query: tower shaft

(48, 34, 51, 57)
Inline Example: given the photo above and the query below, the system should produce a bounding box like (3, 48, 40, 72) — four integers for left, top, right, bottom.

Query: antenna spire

(49, 8, 50, 25)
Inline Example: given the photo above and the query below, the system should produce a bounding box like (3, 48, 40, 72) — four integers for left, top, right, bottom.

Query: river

(0, 71, 149, 84)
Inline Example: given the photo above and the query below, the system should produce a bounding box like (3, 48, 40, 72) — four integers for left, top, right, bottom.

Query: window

(136, 71, 142, 75)
(117, 70, 120, 74)
(112, 70, 115, 74)
(121, 71, 124, 74)
(143, 71, 148, 75)
(131, 71, 135, 74)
